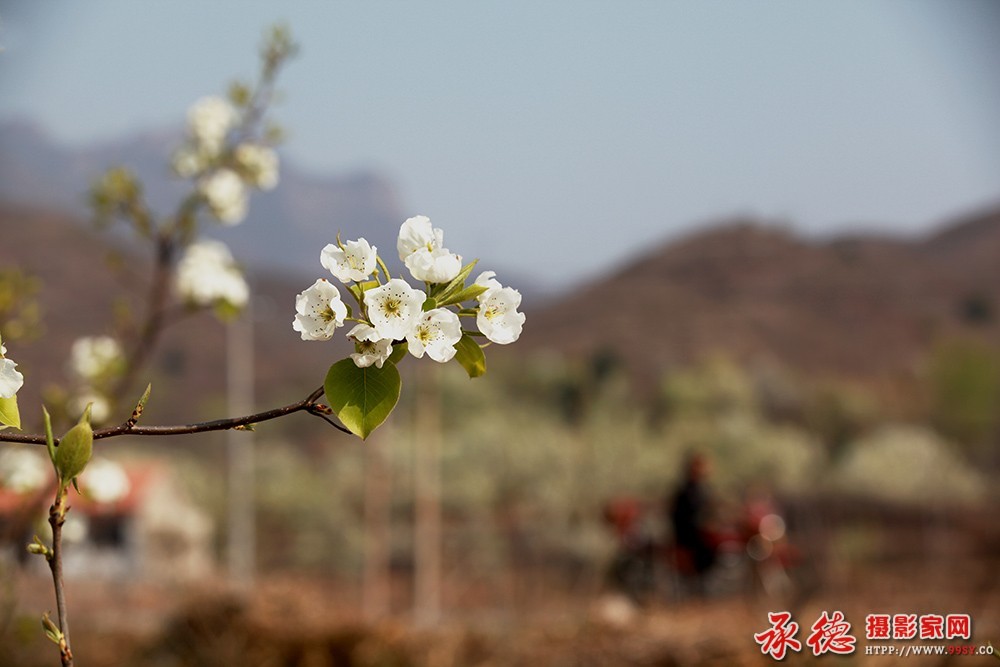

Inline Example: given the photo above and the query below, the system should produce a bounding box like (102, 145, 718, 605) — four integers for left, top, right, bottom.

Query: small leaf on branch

(232, 424, 255, 431)
(387, 342, 408, 366)
(437, 284, 488, 307)
(43, 407, 56, 464)
(324, 358, 401, 440)
(41, 612, 63, 644)
(0, 395, 20, 431)
(435, 259, 479, 304)
(127, 383, 152, 428)
(454, 333, 487, 378)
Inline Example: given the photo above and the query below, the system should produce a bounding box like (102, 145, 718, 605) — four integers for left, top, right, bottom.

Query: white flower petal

(405, 247, 462, 283)
(474, 270, 502, 292)
(0, 358, 23, 399)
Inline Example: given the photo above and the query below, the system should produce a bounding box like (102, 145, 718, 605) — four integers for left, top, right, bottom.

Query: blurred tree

(927, 338, 1000, 457)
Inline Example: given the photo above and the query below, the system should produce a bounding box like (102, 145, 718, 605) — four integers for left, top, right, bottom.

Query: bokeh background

(0, 2, 998, 665)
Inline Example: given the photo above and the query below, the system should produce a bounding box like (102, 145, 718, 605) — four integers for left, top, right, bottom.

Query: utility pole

(363, 423, 392, 619)
(226, 305, 255, 588)
(413, 366, 442, 625)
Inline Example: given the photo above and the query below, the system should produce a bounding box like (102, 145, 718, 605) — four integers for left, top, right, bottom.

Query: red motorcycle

(603, 495, 802, 604)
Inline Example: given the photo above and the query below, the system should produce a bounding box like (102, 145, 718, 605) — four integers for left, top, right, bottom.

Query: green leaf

(0, 395, 20, 431)
(324, 358, 401, 440)
(43, 407, 55, 463)
(435, 259, 479, 303)
(454, 334, 487, 378)
(387, 341, 408, 366)
(437, 284, 488, 307)
(422, 296, 437, 312)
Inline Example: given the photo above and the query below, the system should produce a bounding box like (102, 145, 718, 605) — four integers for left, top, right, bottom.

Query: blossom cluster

(173, 96, 279, 225)
(175, 239, 249, 309)
(293, 215, 525, 369)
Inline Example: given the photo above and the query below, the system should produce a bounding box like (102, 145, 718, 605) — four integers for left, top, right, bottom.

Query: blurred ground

(3, 549, 998, 666)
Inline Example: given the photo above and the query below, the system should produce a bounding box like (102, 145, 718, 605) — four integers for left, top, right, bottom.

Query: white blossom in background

(347, 324, 393, 369)
(0, 339, 24, 399)
(234, 143, 279, 190)
(70, 336, 123, 382)
(292, 279, 348, 341)
(80, 458, 131, 504)
(364, 278, 426, 341)
(397, 215, 462, 283)
(407, 308, 462, 363)
(69, 390, 111, 425)
(321, 239, 377, 284)
(0, 448, 49, 493)
(188, 96, 237, 155)
(476, 286, 526, 344)
(175, 240, 249, 308)
(172, 145, 210, 178)
(199, 169, 248, 225)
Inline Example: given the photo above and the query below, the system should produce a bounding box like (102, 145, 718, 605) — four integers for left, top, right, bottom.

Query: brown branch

(0, 386, 347, 446)
(111, 231, 175, 405)
(48, 494, 73, 667)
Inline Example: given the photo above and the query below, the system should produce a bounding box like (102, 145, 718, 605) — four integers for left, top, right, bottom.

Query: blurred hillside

(519, 207, 1000, 386)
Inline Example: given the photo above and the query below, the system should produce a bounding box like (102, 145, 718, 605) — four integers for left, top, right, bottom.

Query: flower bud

(55, 405, 94, 486)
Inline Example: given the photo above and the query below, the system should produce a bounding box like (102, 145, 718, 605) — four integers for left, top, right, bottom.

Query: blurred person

(667, 452, 719, 594)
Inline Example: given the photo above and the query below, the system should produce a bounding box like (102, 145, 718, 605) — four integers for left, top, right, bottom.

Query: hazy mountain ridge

(518, 208, 1000, 383)
(0, 120, 409, 280)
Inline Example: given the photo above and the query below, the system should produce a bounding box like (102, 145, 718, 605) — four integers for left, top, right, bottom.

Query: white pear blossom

(407, 308, 462, 363)
(347, 324, 393, 369)
(405, 247, 462, 284)
(80, 458, 131, 504)
(188, 96, 236, 155)
(292, 279, 348, 341)
(0, 338, 24, 399)
(199, 169, 248, 225)
(0, 448, 49, 493)
(396, 215, 462, 283)
(175, 239, 249, 308)
(234, 143, 279, 190)
(364, 278, 425, 341)
(321, 238, 377, 284)
(477, 286, 525, 345)
(70, 336, 123, 382)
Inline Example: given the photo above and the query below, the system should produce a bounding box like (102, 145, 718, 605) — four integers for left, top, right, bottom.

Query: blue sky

(1, 1, 998, 287)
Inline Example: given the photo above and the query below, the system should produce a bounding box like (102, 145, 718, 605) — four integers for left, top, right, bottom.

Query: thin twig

(0, 386, 346, 446)
(48, 494, 73, 666)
